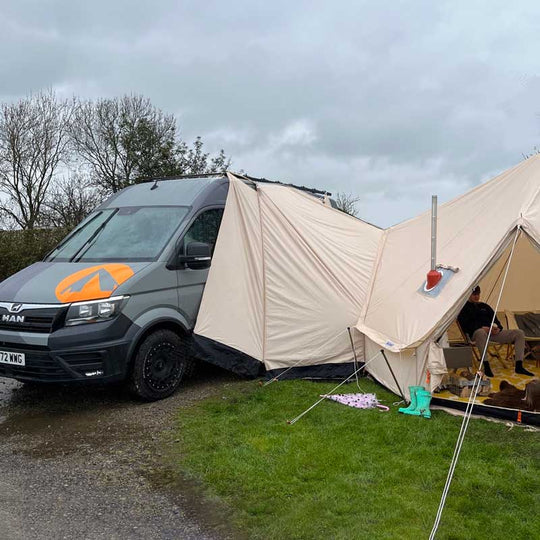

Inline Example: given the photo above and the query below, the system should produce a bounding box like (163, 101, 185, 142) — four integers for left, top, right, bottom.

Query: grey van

(0, 175, 229, 400)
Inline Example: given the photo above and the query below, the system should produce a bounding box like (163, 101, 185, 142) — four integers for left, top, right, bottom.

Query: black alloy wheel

(129, 329, 191, 401)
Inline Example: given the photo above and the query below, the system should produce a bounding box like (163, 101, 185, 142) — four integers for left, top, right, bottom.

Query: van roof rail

(235, 173, 331, 196)
(139, 171, 331, 197)
(139, 172, 227, 183)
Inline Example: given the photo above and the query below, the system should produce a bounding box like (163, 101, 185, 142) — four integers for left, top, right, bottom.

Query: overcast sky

(1, 1, 539, 226)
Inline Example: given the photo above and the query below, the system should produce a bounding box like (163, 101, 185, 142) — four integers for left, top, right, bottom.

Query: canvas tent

(355, 155, 540, 400)
(194, 157, 540, 417)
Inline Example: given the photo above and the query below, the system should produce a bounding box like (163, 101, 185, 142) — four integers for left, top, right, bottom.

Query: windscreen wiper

(46, 213, 102, 262)
(70, 210, 118, 262)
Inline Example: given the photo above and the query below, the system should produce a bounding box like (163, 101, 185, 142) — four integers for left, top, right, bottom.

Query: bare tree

(40, 172, 103, 229)
(335, 192, 360, 217)
(0, 91, 74, 229)
(70, 95, 179, 193)
(71, 95, 231, 193)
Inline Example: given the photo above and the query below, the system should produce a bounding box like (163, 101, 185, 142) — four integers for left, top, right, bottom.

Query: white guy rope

(287, 350, 383, 425)
(429, 227, 521, 540)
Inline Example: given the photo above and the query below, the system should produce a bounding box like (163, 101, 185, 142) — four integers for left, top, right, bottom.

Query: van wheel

(129, 329, 190, 401)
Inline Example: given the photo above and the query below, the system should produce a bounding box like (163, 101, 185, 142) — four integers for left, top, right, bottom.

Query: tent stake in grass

(380, 349, 406, 402)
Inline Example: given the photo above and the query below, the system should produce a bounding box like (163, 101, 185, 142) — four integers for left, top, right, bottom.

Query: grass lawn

(170, 377, 539, 539)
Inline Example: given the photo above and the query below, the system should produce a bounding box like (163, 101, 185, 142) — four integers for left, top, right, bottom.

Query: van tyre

(129, 329, 191, 401)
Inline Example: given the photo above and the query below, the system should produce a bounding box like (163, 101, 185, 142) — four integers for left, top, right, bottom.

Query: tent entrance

(433, 231, 540, 425)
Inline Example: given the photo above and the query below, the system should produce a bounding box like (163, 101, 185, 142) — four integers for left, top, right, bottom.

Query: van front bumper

(0, 341, 131, 383)
(0, 314, 136, 383)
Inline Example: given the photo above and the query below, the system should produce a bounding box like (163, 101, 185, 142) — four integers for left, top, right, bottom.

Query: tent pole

(347, 327, 364, 375)
(380, 349, 406, 402)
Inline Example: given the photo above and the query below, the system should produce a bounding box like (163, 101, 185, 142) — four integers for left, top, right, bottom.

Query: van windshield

(46, 206, 189, 262)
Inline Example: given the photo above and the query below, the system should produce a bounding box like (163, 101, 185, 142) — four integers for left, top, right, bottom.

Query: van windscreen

(46, 206, 189, 262)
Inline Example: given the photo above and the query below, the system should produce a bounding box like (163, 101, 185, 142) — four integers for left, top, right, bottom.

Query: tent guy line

(429, 226, 521, 539)
(286, 350, 384, 426)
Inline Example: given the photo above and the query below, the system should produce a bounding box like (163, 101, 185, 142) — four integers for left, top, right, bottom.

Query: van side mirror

(177, 242, 212, 270)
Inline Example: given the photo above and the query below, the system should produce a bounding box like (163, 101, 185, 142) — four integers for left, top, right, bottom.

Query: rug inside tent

(432, 355, 540, 425)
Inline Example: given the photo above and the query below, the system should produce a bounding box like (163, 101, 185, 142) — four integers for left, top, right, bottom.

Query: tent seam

(256, 183, 268, 363)
(521, 173, 540, 219)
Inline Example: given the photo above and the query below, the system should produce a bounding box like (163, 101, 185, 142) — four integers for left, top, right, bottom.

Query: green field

(170, 378, 539, 539)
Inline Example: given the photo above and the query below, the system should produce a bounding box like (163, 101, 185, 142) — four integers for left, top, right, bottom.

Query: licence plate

(0, 350, 25, 366)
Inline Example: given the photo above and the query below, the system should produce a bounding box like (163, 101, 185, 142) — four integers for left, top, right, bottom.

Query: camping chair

(455, 319, 514, 370)
(445, 321, 479, 371)
(505, 310, 540, 368)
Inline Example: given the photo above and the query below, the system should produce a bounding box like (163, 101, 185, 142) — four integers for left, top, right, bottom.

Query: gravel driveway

(0, 367, 245, 539)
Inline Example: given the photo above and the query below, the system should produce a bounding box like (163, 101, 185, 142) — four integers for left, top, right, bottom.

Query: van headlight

(65, 296, 128, 326)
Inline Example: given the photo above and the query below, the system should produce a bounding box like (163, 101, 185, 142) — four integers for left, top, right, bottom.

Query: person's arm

(486, 304, 502, 332)
(484, 304, 502, 334)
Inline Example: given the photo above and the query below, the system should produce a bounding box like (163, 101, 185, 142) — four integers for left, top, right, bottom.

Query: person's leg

(490, 329, 533, 376)
(472, 328, 493, 377)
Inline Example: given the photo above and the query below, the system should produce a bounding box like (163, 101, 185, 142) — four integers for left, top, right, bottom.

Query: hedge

(0, 228, 70, 282)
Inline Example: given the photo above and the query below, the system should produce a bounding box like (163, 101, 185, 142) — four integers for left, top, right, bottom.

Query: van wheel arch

(127, 325, 195, 401)
(128, 320, 189, 367)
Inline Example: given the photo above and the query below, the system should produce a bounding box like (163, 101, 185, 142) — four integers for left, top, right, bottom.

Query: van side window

(183, 208, 224, 253)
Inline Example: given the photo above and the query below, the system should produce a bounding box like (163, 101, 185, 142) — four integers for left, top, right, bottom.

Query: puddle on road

(0, 369, 245, 537)
(0, 410, 142, 458)
(0, 379, 141, 459)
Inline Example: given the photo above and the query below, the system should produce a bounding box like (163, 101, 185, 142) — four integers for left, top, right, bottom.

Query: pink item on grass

(322, 393, 389, 411)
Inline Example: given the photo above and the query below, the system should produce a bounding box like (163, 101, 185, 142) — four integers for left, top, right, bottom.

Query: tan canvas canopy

(195, 172, 383, 376)
(194, 156, 540, 396)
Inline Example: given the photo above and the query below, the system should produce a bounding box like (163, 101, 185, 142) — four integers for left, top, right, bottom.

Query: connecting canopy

(195, 173, 382, 375)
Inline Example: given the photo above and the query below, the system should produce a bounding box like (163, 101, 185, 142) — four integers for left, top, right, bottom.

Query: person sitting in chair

(458, 285, 534, 377)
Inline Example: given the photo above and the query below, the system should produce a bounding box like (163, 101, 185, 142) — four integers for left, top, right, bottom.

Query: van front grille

(0, 305, 65, 334)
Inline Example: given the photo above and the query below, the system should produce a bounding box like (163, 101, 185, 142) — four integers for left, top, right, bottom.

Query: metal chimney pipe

(425, 195, 442, 290)
(431, 195, 437, 271)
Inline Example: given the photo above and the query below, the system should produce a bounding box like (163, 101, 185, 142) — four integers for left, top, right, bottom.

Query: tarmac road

(0, 367, 244, 540)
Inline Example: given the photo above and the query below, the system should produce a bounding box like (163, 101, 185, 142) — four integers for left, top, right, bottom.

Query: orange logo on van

(55, 264, 135, 303)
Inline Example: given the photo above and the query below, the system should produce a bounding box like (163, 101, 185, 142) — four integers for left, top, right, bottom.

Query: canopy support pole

(347, 327, 364, 374)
